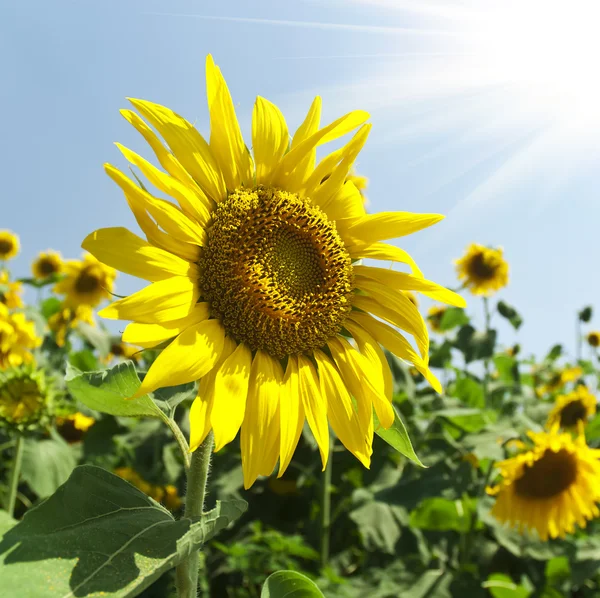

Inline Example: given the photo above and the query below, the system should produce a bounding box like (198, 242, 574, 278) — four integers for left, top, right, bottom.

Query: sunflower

(114, 467, 182, 510)
(0, 231, 19, 261)
(54, 253, 116, 308)
(0, 366, 52, 429)
(488, 429, 600, 540)
(55, 412, 96, 443)
(0, 304, 41, 369)
(547, 386, 596, 430)
(83, 55, 465, 488)
(537, 365, 583, 396)
(0, 271, 23, 309)
(107, 341, 141, 363)
(455, 243, 508, 296)
(32, 250, 63, 279)
(587, 332, 600, 348)
(48, 303, 95, 348)
(427, 305, 447, 333)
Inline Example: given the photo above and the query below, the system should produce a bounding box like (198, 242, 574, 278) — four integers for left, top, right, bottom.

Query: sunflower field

(2, 57, 600, 598)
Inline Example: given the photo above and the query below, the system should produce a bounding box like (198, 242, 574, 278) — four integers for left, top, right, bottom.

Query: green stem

(319, 440, 334, 570)
(159, 411, 191, 471)
(576, 317, 582, 363)
(482, 297, 492, 406)
(175, 431, 214, 598)
(5, 435, 24, 517)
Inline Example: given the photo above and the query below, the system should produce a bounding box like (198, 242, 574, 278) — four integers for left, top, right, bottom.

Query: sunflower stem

(159, 411, 191, 471)
(319, 439, 334, 570)
(482, 297, 492, 406)
(4, 435, 24, 517)
(175, 431, 213, 598)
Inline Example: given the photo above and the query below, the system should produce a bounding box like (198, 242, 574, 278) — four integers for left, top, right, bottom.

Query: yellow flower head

(427, 305, 447, 333)
(488, 429, 600, 541)
(0, 367, 51, 429)
(54, 253, 116, 308)
(114, 467, 182, 510)
(403, 291, 419, 308)
(32, 250, 63, 279)
(0, 271, 23, 309)
(84, 55, 465, 488)
(0, 305, 41, 369)
(537, 365, 583, 396)
(547, 386, 596, 430)
(48, 303, 95, 348)
(56, 412, 96, 443)
(107, 341, 141, 363)
(455, 243, 508, 296)
(587, 332, 600, 348)
(0, 231, 19, 261)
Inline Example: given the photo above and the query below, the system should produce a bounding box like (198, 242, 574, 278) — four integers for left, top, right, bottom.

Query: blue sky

(2, 0, 599, 361)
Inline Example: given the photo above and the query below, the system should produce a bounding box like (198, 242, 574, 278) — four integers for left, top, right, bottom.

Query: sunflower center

(0, 379, 45, 424)
(198, 186, 353, 359)
(469, 253, 496, 280)
(515, 448, 577, 499)
(111, 343, 124, 356)
(38, 259, 57, 276)
(0, 240, 13, 256)
(589, 334, 600, 347)
(75, 270, 101, 294)
(559, 400, 588, 427)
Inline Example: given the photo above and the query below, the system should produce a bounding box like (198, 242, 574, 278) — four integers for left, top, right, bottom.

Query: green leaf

(409, 497, 479, 533)
(374, 405, 424, 467)
(455, 325, 497, 363)
(493, 355, 519, 383)
(0, 512, 16, 536)
(545, 344, 563, 361)
(40, 297, 62, 320)
(497, 301, 523, 330)
(261, 570, 325, 598)
(482, 574, 531, 598)
(0, 465, 247, 598)
(20, 436, 77, 498)
(545, 557, 570, 586)
(428, 340, 453, 369)
(438, 307, 469, 331)
(65, 362, 164, 418)
(77, 321, 112, 357)
(450, 376, 485, 408)
(69, 349, 100, 372)
(579, 306, 593, 323)
(152, 381, 197, 411)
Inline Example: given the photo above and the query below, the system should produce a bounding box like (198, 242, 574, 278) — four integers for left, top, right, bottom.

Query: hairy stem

(320, 440, 334, 570)
(159, 411, 191, 471)
(483, 297, 492, 406)
(5, 435, 24, 517)
(175, 431, 214, 598)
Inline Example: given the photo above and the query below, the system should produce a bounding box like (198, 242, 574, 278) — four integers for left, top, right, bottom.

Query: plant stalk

(175, 431, 214, 598)
(482, 297, 492, 406)
(319, 440, 334, 570)
(5, 435, 24, 517)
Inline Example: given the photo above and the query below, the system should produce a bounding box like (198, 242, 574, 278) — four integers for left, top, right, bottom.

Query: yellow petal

(278, 356, 305, 477)
(288, 96, 321, 186)
(348, 242, 423, 277)
(206, 55, 253, 190)
(105, 164, 206, 247)
(327, 336, 394, 430)
(354, 265, 466, 307)
(314, 350, 371, 467)
(211, 342, 253, 452)
(128, 98, 227, 202)
(343, 212, 444, 246)
(189, 336, 237, 451)
(135, 319, 226, 397)
(240, 351, 282, 488)
(297, 354, 330, 470)
(321, 180, 366, 222)
(115, 144, 211, 227)
(82, 227, 197, 282)
(122, 303, 210, 348)
(99, 276, 199, 324)
(252, 96, 289, 185)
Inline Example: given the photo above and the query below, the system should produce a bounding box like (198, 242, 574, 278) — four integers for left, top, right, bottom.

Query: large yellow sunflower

(547, 386, 596, 430)
(0, 271, 23, 309)
(455, 243, 508, 296)
(0, 230, 19, 261)
(32, 250, 63, 279)
(48, 303, 95, 348)
(83, 55, 465, 488)
(488, 429, 600, 540)
(0, 304, 41, 369)
(427, 305, 447, 333)
(54, 253, 116, 308)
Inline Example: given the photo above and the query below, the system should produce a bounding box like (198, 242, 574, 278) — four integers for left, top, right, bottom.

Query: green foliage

(438, 308, 470, 331)
(374, 406, 424, 467)
(455, 325, 497, 362)
(497, 301, 523, 330)
(261, 571, 325, 598)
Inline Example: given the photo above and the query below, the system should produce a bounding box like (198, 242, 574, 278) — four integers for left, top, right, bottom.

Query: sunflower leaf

(261, 570, 325, 598)
(374, 406, 425, 467)
(0, 465, 247, 598)
(66, 361, 164, 418)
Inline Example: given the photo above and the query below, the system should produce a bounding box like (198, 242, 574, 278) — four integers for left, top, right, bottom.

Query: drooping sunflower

(0, 230, 19, 261)
(0, 304, 41, 369)
(587, 331, 600, 348)
(488, 429, 600, 540)
(83, 55, 465, 488)
(107, 340, 141, 363)
(427, 305, 447, 333)
(48, 303, 95, 348)
(0, 271, 23, 309)
(32, 250, 63, 280)
(547, 386, 596, 430)
(455, 243, 508, 296)
(56, 412, 96, 443)
(537, 365, 583, 397)
(54, 253, 116, 308)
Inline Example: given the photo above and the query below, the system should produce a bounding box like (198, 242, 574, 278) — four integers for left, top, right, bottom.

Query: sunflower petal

(211, 342, 253, 452)
(355, 265, 466, 307)
(288, 96, 321, 185)
(253, 96, 289, 185)
(278, 356, 305, 477)
(99, 276, 199, 324)
(348, 242, 423, 277)
(82, 227, 197, 282)
(135, 319, 226, 397)
(322, 180, 366, 222)
(122, 303, 210, 348)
